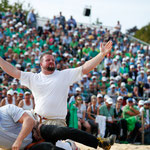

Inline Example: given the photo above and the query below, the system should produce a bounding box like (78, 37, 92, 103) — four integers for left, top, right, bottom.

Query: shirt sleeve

(7, 104, 25, 122)
(62, 66, 83, 85)
(20, 71, 34, 89)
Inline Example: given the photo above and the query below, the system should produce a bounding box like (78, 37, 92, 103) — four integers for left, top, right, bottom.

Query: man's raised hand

(100, 40, 112, 56)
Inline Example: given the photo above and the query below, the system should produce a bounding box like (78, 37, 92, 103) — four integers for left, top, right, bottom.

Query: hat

(127, 98, 133, 103)
(106, 98, 113, 104)
(130, 65, 134, 69)
(127, 78, 133, 82)
(97, 93, 103, 98)
(15, 64, 21, 68)
(148, 76, 150, 80)
(102, 70, 106, 74)
(144, 100, 150, 105)
(81, 58, 85, 61)
(104, 95, 110, 99)
(140, 70, 144, 74)
(24, 52, 29, 55)
(91, 95, 97, 99)
(138, 100, 144, 106)
(75, 87, 81, 92)
(92, 76, 96, 80)
(121, 82, 126, 87)
(117, 96, 123, 101)
(110, 84, 115, 88)
(102, 77, 107, 82)
(7, 90, 14, 96)
(11, 82, 17, 85)
(83, 74, 87, 78)
(24, 91, 31, 95)
(110, 76, 114, 80)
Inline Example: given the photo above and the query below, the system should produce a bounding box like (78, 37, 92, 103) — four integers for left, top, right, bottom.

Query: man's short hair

(40, 52, 52, 62)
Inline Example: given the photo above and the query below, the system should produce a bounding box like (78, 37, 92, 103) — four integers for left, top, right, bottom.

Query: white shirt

(22, 99, 34, 110)
(0, 105, 32, 149)
(20, 67, 83, 119)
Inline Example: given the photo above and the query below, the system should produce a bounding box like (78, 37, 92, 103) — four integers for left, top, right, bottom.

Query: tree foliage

(134, 23, 150, 44)
(0, 0, 32, 14)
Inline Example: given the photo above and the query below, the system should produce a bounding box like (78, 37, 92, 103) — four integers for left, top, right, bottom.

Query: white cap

(110, 76, 114, 80)
(27, 63, 31, 66)
(81, 58, 85, 61)
(138, 100, 144, 106)
(24, 52, 29, 55)
(102, 77, 107, 82)
(110, 84, 115, 88)
(7, 90, 14, 96)
(102, 70, 106, 74)
(116, 55, 120, 59)
(76, 87, 81, 92)
(83, 74, 87, 78)
(140, 70, 144, 74)
(130, 65, 134, 69)
(11, 82, 17, 85)
(104, 95, 110, 99)
(117, 96, 123, 101)
(121, 82, 126, 87)
(15, 64, 21, 68)
(148, 76, 150, 80)
(97, 93, 103, 98)
(92, 76, 96, 80)
(146, 63, 150, 66)
(106, 98, 113, 104)
(24, 91, 31, 95)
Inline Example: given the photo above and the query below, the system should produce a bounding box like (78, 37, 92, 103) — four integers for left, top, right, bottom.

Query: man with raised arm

(0, 41, 112, 126)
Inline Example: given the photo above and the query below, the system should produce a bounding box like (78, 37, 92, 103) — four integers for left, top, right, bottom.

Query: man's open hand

(100, 40, 112, 56)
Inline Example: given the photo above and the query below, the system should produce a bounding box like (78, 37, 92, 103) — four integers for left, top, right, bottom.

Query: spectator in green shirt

(99, 97, 117, 137)
(123, 98, 141, 143)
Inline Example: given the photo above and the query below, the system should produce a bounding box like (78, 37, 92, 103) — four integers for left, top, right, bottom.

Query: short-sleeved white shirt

(0, 105, 32, 149)
(20, 67, 83, 119)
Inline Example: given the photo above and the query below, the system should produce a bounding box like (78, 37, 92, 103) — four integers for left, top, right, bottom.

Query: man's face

(40, 55, 55, 72)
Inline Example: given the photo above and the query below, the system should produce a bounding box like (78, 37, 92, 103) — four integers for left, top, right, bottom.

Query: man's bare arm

(0, 57, 21, 79)
(82, 41, 112, 74)
(12, 112, 35, 150)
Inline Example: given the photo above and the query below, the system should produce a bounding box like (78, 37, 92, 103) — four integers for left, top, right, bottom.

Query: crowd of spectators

(0, 9, 150, 144)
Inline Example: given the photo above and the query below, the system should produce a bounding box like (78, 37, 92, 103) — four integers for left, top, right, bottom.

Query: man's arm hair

(0, 57, 21, 79)
(82, 41, 112, 74)
(12, 112, 35, 150)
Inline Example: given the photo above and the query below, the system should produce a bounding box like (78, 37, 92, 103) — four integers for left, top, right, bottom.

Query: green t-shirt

(89, 50, 98, 58)
(123, 105, 138, 119)
(99, 104, 114, 119)
(82, 47, 91, 55)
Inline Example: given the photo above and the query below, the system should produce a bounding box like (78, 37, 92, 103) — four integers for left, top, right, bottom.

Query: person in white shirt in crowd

(110, 58, 121, 77)
(0, 90, 17, 106)
(18, 91, 35, 110)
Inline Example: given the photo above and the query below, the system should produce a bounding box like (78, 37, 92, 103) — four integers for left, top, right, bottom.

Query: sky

(9, 0, 150, 33)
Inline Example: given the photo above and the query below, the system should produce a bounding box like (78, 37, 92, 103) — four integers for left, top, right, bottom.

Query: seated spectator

(123, 98, 141, 143)
(119, 62, 129, 78)
(114, 100, 128, 142)
(0, 90, 17, 106)
(87, 95, 99, 135)
(136, 70, 148, 96)
(110, 58, 120, 77)
(75, 95, 91, 132)
(18, 91, 35, 110)
(99, 97, 116, 137)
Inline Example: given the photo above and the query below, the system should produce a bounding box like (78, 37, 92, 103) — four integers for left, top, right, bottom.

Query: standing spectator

(58, 12, 66, 29)
(27, 9, 37, 28)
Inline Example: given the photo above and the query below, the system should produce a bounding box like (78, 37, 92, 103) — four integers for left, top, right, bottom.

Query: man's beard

(47, 66, 55, 71)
